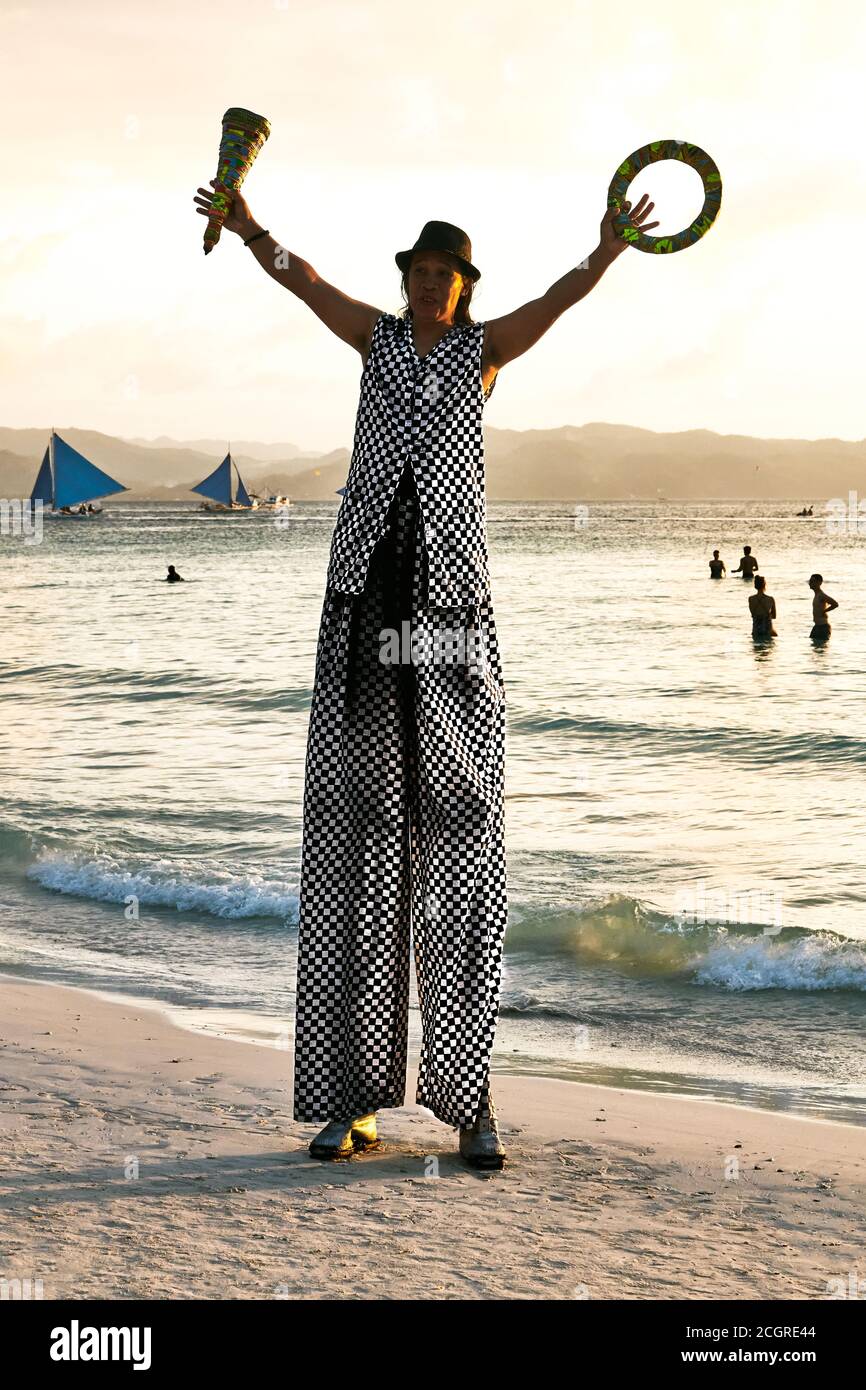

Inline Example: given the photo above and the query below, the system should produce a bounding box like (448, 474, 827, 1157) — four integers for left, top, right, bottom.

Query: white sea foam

(694, 932, 866, 992)
(504, 894, 866, 991)
(27, 851, 298, 922)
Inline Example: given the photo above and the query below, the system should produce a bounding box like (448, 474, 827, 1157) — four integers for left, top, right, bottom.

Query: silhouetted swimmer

(708, 549, 726, 578)
(165, 565, 185, 583)
(809, 573, 837, 640)
(731, 545, 759, 579)
(749, 575, 776, 638)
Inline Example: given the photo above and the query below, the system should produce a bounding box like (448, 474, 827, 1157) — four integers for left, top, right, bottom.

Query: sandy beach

(0, 975, 862, 1301)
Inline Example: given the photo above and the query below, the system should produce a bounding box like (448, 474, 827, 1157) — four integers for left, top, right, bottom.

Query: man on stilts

(192, 172, 658, 1168)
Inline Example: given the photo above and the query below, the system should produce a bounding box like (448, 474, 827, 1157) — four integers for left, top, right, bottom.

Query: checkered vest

(326, 311, 497, 608)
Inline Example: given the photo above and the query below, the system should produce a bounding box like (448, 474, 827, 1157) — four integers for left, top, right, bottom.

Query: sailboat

(192, 450, 257, 512)
(30, 430, 128, 517)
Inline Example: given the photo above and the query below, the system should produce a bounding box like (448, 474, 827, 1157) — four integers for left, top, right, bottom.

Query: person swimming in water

(731, 545, 759, 580)
(165, 565, 184, 583)
(749, 575, 776, 638)
(809, 573, 837, 640)
(708, 549, 726, 578)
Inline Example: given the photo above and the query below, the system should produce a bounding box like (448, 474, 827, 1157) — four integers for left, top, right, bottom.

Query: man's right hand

(193, 179, 259, 240)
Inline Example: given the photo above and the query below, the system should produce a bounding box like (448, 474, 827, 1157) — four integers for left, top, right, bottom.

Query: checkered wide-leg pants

(293, 476, 508, 1129)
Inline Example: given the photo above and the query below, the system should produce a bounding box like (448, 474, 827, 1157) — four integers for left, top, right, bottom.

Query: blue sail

(30, 447, 53, 504)
(192, 455, 232, 505)
(234, 465, 251, 507)
(53, 434, 128, 509)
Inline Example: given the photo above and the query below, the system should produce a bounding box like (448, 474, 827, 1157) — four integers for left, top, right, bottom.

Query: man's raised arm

(486, 194, 658, 371)
(194, 178, 382, 358)
(246, 233, 383, 357)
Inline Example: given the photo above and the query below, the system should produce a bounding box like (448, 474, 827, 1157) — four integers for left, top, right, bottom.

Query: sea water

(1, 498, 864, 1124)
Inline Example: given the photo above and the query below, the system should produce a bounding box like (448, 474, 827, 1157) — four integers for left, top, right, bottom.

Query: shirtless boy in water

(731, 545, 759, 580)
(749, 576, 777, 638)
(809, 573, 838, 640)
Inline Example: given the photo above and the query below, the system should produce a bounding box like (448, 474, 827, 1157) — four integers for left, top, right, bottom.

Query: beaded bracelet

(244, 228, 270, 248)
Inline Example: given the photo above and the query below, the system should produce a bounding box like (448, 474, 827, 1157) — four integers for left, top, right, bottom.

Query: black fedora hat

(395, 220, 480, 281)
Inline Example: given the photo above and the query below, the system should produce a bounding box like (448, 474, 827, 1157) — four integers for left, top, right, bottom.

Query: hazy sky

(2, 0, 865, 450)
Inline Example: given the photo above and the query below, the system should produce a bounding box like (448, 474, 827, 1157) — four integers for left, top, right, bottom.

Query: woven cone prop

(203, 107, 271, 255)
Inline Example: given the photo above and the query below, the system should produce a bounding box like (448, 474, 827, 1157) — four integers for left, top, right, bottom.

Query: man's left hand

(599, 193, 660, 260)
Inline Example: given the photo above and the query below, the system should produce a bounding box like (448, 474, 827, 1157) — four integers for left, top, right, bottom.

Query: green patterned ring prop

(608, 139, 722, 254)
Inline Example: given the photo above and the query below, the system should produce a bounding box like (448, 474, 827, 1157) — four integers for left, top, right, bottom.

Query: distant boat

(192, 451, 260, 511)
(248, 490, 292, 510)
(30, 430, 128, 517)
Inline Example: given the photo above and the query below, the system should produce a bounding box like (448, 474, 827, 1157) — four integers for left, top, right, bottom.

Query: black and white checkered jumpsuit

(293, 312, 507, 1130)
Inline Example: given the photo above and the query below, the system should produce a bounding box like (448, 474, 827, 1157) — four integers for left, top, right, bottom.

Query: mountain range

(1, 424, 864, 501)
